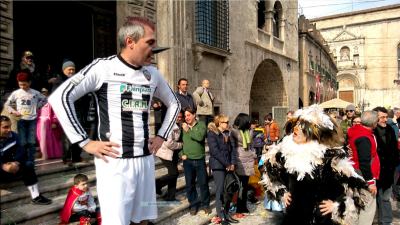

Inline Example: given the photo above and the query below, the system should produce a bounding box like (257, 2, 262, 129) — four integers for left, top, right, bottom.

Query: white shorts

(95, 155, 157, 225)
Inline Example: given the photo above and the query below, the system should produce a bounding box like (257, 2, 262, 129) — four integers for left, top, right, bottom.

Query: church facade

(311, 4, 400, 109)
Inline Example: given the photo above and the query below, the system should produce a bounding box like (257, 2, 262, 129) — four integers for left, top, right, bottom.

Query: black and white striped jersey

(49, 55, 181, 158)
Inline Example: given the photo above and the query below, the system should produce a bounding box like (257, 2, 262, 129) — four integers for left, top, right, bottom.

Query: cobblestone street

(208, 199, 400, 225)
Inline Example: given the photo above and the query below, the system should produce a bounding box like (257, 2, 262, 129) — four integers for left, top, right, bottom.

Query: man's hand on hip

(82, 140, 120, 163)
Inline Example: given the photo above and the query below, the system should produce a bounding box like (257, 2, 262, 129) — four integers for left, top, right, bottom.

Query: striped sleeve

(152, 70, 181, 139)
(48, 58, 104, 145)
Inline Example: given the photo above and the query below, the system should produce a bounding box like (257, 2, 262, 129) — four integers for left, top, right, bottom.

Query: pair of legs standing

(17, 119, 37, 166)
(183, 158, 210, 214)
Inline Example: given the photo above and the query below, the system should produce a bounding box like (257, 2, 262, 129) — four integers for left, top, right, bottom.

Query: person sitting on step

(0, 115, 52, 205)
(60, 173, 101, 225)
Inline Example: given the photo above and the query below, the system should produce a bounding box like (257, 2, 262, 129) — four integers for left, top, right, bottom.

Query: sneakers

(211, 216, 222, 224)
(31, 195, 52, 205)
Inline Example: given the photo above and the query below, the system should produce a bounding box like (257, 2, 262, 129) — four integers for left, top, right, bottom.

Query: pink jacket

(156, 124, 182, 161)
(36, 103, 63, 159)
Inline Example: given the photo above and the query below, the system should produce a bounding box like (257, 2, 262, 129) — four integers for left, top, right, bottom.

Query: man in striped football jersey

(49, 17, 180, 225)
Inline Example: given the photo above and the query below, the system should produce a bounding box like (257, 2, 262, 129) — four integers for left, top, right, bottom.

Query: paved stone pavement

(208, 199, 400, 225)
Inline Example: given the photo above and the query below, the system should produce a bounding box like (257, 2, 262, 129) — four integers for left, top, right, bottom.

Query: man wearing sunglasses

(341, 104, 356, 143)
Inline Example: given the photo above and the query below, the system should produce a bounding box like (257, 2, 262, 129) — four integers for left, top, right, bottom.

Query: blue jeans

(377, 187, 393, 225)
(183, 159, 210, 209)
(17, 119, 37, 165)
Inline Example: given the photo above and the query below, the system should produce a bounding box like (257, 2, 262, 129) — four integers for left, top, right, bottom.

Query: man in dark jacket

(0, 115, 52, 205)
(175, 78, 196, 111)
(373, 107, 399, 225)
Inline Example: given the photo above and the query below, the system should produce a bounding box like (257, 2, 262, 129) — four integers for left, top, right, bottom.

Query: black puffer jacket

(207, 123, 237, 171)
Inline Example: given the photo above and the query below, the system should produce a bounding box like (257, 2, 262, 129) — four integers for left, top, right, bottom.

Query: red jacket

(60, 186, 84, 224)
(348, 124, 380, 181)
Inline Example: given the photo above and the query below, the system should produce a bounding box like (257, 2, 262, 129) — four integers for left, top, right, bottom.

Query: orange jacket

(264, 121, 280, 142)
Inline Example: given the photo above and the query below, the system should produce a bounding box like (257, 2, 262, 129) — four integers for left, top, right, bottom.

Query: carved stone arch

(250, 58, 286, 123)
(336, 72, 361, 88)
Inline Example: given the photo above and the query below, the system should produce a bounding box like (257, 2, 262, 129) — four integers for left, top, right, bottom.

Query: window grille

(195, 0, 229, 51)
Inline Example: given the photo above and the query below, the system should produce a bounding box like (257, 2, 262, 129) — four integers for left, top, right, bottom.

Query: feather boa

(268, 134, 327, 180)
(262, 134, 367, 225)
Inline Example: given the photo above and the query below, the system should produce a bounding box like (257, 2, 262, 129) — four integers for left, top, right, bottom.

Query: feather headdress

(294, 104, 334, 130)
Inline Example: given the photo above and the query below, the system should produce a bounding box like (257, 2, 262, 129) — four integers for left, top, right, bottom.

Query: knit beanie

(16, 70, 31, 82)
(62, 60, 75, 71)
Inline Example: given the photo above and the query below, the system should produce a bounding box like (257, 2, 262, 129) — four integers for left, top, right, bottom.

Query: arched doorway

(337, 73, 360, 103)
(250, 59, 286, 123)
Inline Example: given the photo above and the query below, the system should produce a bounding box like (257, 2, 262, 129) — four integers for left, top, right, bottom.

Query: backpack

(253, 132, 265, 148)
(224, 172, 243, 203)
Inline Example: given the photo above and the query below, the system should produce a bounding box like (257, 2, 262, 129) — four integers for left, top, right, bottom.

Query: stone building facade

(298, 15, 338, 107)
(2, 0, 299, 128)
(311, 4, 400, 109)
(118, 0, 299, 124)
(153, 0, 299, 124)
(0, 1, 13, 96)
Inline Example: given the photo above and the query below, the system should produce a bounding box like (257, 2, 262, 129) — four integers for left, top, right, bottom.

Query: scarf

(240, 129, 251, 150)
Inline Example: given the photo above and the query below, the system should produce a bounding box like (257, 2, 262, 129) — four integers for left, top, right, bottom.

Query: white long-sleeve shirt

(5, 88, 47, 120)
(48, 55, 180, 158)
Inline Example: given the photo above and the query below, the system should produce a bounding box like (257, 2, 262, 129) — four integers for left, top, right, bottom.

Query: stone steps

(1, 151, 215, 225)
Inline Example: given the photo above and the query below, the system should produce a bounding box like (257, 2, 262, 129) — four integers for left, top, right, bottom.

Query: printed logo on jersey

(121, 99, 149, 112)
(120, 84, 151, 95)
(114, 72, 125, 77)
(70, 74, 85, 86)
(143, 69, 151, 81)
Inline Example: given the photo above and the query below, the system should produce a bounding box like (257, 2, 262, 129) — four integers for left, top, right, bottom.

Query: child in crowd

(60, 173, 101, 225)
(250, 119, 265, 162)
(5, 70, 47, 166)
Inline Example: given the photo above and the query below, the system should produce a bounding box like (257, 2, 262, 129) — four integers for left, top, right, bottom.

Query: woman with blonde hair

(208, 114, 238, 225)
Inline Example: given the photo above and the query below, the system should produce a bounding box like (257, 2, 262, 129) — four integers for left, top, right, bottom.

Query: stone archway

(250, 59, 286, 122)
(337, 72, 360, 103)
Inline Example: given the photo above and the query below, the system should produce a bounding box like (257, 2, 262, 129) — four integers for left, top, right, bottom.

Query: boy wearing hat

(4, 70, 47, 166)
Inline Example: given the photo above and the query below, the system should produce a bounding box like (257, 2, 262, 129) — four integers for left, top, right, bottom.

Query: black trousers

(62, 134, 82, 162)
(156, 151, 179, 200)
(213, 170, 231, 219)
(236, 175, 250, 213)
(0, 162, 38, 186)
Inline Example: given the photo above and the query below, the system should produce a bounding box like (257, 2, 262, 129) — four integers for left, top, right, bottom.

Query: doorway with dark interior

(13, 1, 116, 83)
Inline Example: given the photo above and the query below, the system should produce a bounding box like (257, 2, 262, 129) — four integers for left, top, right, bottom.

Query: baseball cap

(23, 51, 34, 57)
(345, 104, 355, 111)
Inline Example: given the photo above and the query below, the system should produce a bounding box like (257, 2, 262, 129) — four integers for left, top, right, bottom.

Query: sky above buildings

(298, 0, 400, 18)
